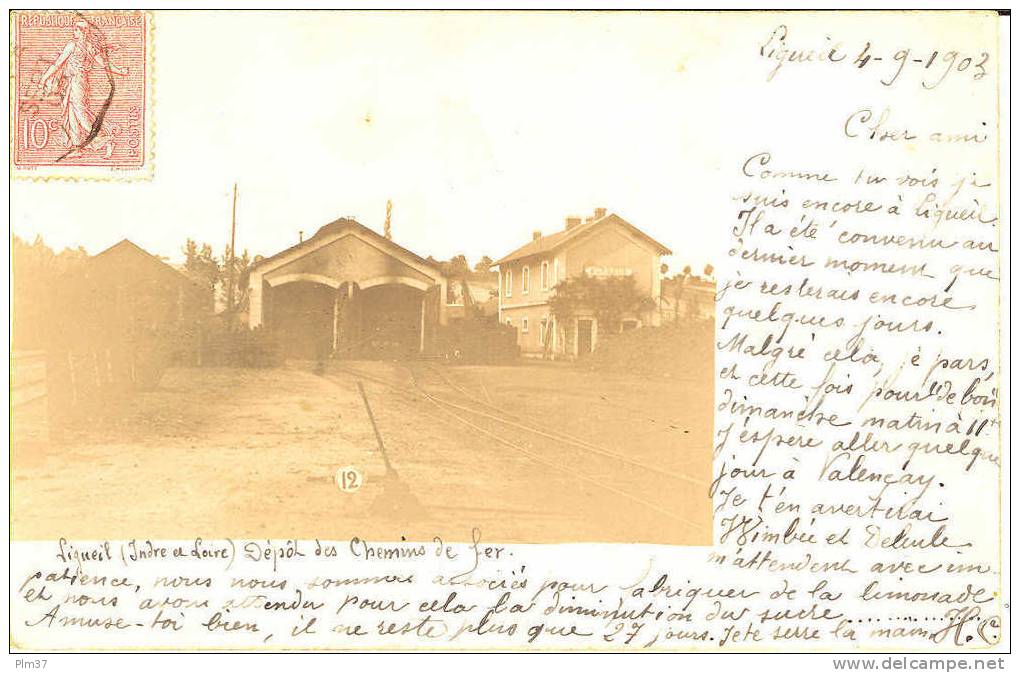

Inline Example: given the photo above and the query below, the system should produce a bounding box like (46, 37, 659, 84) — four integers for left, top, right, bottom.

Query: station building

(247, 218, 449, 360)
(494, 209, 671, 357)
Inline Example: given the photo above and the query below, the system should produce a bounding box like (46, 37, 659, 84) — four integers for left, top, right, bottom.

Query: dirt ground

(12, 359, 712, 545)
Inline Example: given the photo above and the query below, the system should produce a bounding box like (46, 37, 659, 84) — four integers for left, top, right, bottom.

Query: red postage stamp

(12, 10, 152, 179)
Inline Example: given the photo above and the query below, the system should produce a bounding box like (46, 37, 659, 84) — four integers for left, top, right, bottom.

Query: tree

(442, 254, 471, 277)
(219, 246, 252, 314)
(548, 275, 655, 334)
(232, 249, 252, 312)
(182, 239, 220, 311)
(12, 235, 88, 348)
(474, 255, 495, 274)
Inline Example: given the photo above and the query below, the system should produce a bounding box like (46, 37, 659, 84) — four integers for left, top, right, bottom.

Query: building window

(522, 317, 529, 334)
(541, 261, 549, 290)
(522, 265, 530, 294)
(505, 269, 513, 297)
(553, 258, 559, 286)
(539, 318, 548, 344)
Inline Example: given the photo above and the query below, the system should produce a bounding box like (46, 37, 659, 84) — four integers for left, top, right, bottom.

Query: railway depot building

(494, 209, 671, 357)
(247, 218, 449, 360)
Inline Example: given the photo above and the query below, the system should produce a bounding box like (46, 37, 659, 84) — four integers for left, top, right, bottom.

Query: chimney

(532, 230, 542, 241)
(299, 230, 304, 243)
(565, 216, 582, 231)
(593, 207, 607, 220)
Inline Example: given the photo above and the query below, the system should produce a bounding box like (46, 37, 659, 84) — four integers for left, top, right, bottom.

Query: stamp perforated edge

(9, 10, 156, 183)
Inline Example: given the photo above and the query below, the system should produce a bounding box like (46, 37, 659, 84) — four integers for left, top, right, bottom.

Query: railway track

(323, 360, 709, 536)
(421, 362, 705, 485)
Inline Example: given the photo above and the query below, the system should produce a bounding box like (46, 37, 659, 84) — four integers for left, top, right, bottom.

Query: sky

(16, 10, 990, 274)
(11, 11, 739, 274)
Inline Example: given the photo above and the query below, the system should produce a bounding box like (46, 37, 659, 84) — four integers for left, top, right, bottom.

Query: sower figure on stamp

(39, 19, 129, 160)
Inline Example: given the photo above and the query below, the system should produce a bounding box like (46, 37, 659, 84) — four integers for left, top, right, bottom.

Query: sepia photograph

(12, 10, 714, 546)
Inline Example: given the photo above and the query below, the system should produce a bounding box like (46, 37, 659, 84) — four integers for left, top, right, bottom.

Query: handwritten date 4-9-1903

(759, 24, 989, 89)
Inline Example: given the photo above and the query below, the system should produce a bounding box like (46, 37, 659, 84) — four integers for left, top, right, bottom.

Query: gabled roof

(250, 217, 443, 273)
(494, 213, 672, 266)
(90, 239, 199, 288)
(94, 238, 165, 262)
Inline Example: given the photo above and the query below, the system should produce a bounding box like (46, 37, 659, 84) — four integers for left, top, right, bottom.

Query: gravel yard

(12, 359, 712, 545)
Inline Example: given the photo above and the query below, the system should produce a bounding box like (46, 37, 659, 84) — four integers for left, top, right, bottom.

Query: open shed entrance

(269, 281, 335, 360)
(357, 284, 423, 359)
(267, 280, 429, 361)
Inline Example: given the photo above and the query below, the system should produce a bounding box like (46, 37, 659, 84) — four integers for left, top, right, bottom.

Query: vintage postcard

(7, 7, 1009, 661)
